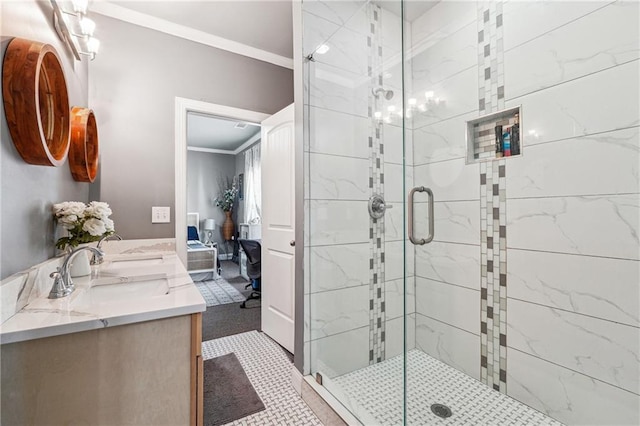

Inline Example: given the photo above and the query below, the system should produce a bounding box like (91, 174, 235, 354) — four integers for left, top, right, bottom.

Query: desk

(187, 242, 217, 276)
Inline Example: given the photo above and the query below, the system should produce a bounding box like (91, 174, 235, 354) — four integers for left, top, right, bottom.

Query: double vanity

(0, 239, 206, 425)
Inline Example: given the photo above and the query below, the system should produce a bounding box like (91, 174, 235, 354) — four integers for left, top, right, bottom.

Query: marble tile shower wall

(410, 1, 639, 425)
(302, 0, 415, 379)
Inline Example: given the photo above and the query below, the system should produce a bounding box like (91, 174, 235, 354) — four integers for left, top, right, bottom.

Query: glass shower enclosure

(302, 1, 640, 425)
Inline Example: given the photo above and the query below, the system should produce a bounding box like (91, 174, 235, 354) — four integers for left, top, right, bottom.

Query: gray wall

(88, 14, 293, 241)
(186, 151, 235, 248)
(0, 1, 90, 279)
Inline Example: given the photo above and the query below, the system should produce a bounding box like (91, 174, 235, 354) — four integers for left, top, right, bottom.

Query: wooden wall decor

(2, 38, 70, 166)
(69, 107, 99, 182)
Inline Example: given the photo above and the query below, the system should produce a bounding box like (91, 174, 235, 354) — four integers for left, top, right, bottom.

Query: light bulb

(387, 105, 396, 112)
(87, 37, 100, 54)
(374, 111, 382, 119)
(315, 44, 330, 55)
(72, 0, 89, 14)
(408, 98, 417, 106)
(80, 17, 95, 36)
(425, 90, 434, 99)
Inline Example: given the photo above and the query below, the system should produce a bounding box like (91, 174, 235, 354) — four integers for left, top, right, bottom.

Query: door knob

(290, 240, 295, 247)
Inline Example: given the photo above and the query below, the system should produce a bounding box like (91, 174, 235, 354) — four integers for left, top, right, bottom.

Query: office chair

(238, 239, 261, 309)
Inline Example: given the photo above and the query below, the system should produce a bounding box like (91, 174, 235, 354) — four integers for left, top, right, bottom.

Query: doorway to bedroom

(185, 111, 263, 340)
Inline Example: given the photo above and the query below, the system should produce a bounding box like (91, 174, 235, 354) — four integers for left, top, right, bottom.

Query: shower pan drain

(430, 403, 453, 419)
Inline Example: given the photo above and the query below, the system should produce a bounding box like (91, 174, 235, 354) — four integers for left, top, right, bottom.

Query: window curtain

(244, 144, 261, 224)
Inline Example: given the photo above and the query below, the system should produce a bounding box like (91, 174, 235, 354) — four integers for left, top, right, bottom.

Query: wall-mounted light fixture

(50, 0, 100, 61)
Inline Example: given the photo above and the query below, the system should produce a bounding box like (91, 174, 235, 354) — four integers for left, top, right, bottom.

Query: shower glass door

(302, 0, 410, 423)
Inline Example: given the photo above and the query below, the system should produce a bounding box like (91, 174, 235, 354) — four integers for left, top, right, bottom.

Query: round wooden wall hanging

(69, 107, 99, 182)
(2, 38, 70, 166)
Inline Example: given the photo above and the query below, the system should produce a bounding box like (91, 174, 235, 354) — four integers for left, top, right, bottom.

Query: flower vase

(68, 246, 92, 278)
(222, 211, 235, 241)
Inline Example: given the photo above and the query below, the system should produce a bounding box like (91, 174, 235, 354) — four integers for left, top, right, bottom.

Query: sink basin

(74, 274, 170, 306)
(103, 254, 166, 269)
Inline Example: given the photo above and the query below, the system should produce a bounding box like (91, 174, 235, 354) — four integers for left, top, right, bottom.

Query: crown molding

(91, 1, 294, 69)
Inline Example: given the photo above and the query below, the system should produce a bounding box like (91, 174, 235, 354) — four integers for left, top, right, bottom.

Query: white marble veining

(303, 0, 367, 36)
(384, 163, 413, 203)
(415, 241, 480, 291)
(303, 10, 339, 56)
(410, 0, 476, 57)
(416, 277, 479, 335)
(507, 194, 640, 260)
(308, 61, 369, 118)
(311, 19, 369, 76)
(385, 240, 415, 281)
(309, 200, 370, 246)
(411, 67, 478, 130)
(505, 1, 639, 100)
(507, 127, 640, 198)
(311, 325, 370, 378)
(310, 285, 369, 339)
(309, 106, 370, 159)
(508, 299, 640, 394)
(383, 122, 412, 165)
(0, 240, 204, 345)
(411, 21, 477, 89)
(414, 159, 480, 201)
(414, 200, 481, 246)
(506, 60, 639, 146)
(413, 112, 475, 166)
(385, 277, 415, 319)
(508, 249, 639, 327)
(385, 314, 416, 360)
(309, 243, 370, 293)
(503, 1, 611, 51)
(383, 202, 405, 242)
(415, 313, 480, 380)
(309, 152, 370, 200)
(508, 348, 640, 426)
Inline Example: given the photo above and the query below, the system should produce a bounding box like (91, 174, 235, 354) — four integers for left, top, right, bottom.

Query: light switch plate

(152, 206, 170, 223)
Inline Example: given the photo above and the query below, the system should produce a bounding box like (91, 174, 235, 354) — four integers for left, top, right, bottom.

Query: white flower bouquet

(52, 201, 115, 250)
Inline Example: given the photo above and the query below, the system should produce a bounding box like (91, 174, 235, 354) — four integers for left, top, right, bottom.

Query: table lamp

(204, 219, 216, 245)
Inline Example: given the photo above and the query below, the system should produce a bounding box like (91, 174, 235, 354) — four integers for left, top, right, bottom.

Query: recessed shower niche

(2, 38, 70, 166)
(466, 106, 522, 163)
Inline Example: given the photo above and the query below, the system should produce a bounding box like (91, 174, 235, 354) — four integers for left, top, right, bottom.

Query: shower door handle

(408, 186, 434, 245)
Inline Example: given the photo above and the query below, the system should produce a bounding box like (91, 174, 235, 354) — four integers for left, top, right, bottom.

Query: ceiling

(187, 113, 260, 152)
(110, 0, 293, 58)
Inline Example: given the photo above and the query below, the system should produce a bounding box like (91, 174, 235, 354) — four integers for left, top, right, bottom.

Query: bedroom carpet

(201, 260, 261, 342)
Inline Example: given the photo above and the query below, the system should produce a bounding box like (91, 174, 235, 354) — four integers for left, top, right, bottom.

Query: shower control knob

(290, 240, 295, 247)
(368, 194, 391, 219)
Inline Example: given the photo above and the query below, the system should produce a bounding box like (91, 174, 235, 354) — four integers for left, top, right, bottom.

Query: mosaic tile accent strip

(368, 2, 386, 365)
(194, 278, 246, 307)
(333, 350, 564, 426)
(202, 331, 322, 425)
(477, 0, 508, 394)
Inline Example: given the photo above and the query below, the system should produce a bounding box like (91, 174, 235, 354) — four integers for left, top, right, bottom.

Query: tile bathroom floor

(332, 349, 564, 426)
(202, 331, 322, 425)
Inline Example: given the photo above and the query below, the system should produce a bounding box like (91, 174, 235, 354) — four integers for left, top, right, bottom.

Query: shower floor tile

(332, 350, 563, 425)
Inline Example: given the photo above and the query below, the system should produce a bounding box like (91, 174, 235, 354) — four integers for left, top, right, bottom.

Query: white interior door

(261, 104, 295, 353)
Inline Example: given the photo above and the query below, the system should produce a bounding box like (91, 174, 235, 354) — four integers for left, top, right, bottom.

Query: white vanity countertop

(0, 249, 206, 345)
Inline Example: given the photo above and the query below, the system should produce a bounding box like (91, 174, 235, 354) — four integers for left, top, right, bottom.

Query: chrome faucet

(91, 233, 123, 265)
(49, 246, 104, 299)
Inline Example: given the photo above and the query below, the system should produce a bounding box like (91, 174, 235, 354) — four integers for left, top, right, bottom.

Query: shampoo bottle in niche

(494, 124, 503, 157)
(511, 113, 521, 156)
(503, 128, 511, 157)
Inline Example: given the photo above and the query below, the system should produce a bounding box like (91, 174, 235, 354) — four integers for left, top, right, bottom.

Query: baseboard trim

(291, 365, 303, 395)
(301, 376, 363, 426)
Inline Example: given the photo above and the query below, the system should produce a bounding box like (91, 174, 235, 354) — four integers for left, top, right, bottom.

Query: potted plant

(214, 177, 238, 241)
(52, 201, 115, 276)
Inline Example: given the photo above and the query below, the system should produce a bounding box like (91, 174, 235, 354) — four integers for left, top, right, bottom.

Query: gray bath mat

(203, 352, 265, 426)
